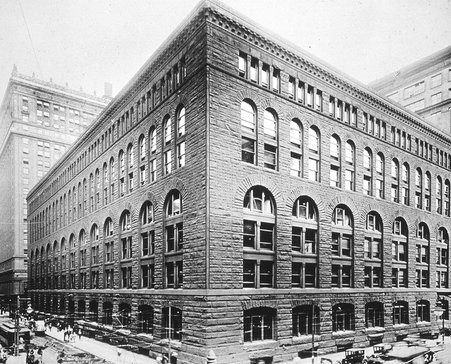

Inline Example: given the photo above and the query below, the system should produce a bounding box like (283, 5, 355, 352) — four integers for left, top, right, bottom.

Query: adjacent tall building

(370, 46, 451, 136)
(27, 1, 450, 363)
(0, 67, 110, 301)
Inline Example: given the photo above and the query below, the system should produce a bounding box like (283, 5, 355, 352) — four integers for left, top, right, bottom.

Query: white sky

(0, 0, 450, 102)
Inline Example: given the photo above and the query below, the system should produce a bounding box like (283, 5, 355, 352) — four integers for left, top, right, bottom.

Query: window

(431, 74, 441, 88)
(365, 302, 384, 328)
(332, 304, 355, 331)
(243, 186, 275, 288)
(263, 109, 278, 170)
(244, 307, 275, 342)
(331, 205, 353, 287)
(431, 92, 442, 105)
(344, 141, 355, 191)
(404, 81, 425, 98)
(416, 300, 430, 322)
(393, 301, 409, 325)
(241, 100, 256, 164)
(176, 106, 186, 168)
(162, 307, 182, 340)
(292, 305, 320, 336)
(330, 135, 340, 188)
(392, 218, 408, 288)
(164, 116, 172, 145)
(437, 228, 449, 287)
(436, 177, 443, 214)
(292, 197, 318, 288)
(308, 127, 320, 182)
(165, 190, 183, 288)
(238, 52, 247, 77)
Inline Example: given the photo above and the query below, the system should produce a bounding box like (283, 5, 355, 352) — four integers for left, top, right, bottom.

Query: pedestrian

(77, 327, 82, 340)
(57, 349, 65, 364)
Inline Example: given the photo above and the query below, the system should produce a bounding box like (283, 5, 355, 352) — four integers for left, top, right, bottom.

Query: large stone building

(370, 46, 451, 136)
(27, 1, 450, 363)
(0, 67, 110, 301)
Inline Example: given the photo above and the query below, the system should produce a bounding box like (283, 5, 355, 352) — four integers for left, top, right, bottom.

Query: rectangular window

(242, 137, 255, 164)
(262, 64, 269, 87)
(177, 142, 185, 168)
(164, 150, 172, 175)
(272, 69, 280, 92)
(250, 58, 258, 82)
(431, 92, 442, 105)
(263, 144, 277, 170)
(330, 165, 340, 187)
(308, 158, 319, 181)
(238, 52, 247, 77)
(431, 73, 442, 88)
(290, 153, 302, 177)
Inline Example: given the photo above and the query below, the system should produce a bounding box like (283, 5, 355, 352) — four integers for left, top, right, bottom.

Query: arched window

(120, 211, 133, 287)
(263, 109, 278, 170)
(164, 190, 183, 288)
(331, 205, 353, 288)
(176, 106, 186, 168)
(392, 217, 408, 288)
(103, 163, 108, 205)
(365, 302, 384, 328)
(308, 127, 320, 182)
(401, 163, 409, 205)
(445, 179, 450, 217)
(244, 307, 275, 342)
(332, 303, 355, 331)
(415, 168, 422, 209)
(391, 159, 400, 203)
(140, 201, 155, 277)
(163, 116, 172, 175)
(437, 227, 449, 288)
(243, 186, 275, 288)
(344, 141, 355, 191)
(416, 222, 430, 288)
(436, 176, 443, 214)
(127, 143, 134, 192)
(95, 169, 100, 208)
(363, 148, 373, 195)
(139, 134, 146, 160)
(424, 172, 432, 211)
(375, 153, 384, 199)
(149, 127, 157, 182)
(177, 106, 186, 137)
(164, 116, 172, 145)
(104, 218, 114, 265)
(241, 99, 255, 132)
(393, 301, 409, 325)
(292, 197, 318, 288)
(292, 305, 320, 336)
(109, 157, 115, 202)
(290, 119, 303, 177)
(330, 135, 341, 188)
(241, 100, 257, 165)
(90, 224, 99, 241)
(364, 212, 383, 288)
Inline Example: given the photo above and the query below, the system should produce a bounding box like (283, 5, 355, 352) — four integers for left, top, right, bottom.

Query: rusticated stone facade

(27, 1, 450, 363)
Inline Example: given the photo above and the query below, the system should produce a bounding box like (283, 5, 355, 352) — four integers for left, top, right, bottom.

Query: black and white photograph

(0, 1, 450, 363)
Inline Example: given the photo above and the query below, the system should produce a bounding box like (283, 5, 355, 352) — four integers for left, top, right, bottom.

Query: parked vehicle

(339, 349, 367, 364)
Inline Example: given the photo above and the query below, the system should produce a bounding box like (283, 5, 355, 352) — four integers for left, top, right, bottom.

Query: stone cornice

(203, 2, 451, 145)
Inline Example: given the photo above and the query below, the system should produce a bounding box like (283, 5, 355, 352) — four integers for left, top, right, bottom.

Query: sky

(0, 0, 450, 103)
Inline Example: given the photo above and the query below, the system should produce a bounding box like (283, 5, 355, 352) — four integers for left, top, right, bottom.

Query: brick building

(27, 1, 450, 363)
(0, 67, 110, 301)
(370, 46, 451, 136)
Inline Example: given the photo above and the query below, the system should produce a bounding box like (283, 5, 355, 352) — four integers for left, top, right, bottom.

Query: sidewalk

(44, 327, 158, 364)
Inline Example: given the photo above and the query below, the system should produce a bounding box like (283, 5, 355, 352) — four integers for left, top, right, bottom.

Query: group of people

(25, 346, 43, 364)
